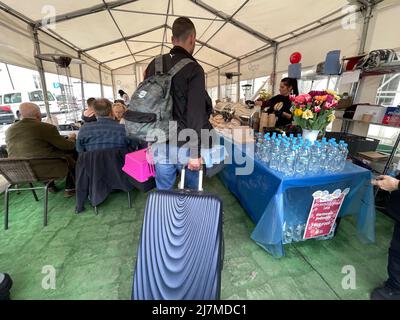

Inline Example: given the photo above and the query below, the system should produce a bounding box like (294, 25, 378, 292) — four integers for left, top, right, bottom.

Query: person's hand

(255, 100, 263, 107)
(68, 133, 77, 140)
(188, 157, 202, 171)
(371, 175, 399, 192)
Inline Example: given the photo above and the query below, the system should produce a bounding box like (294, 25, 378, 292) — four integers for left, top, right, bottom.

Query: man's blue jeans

(152, 144, 199, 190)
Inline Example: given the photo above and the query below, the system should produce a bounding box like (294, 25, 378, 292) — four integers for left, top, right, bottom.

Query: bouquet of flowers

(290, 90, 340, 131)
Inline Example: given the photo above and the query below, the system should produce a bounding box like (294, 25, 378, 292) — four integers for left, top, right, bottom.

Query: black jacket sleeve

(186, 64, 206, 159)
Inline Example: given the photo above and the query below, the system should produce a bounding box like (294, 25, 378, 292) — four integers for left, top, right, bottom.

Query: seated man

(5, 102, 77, 197)
(82, 97, 97, 123)
(76, 98, 132, 152)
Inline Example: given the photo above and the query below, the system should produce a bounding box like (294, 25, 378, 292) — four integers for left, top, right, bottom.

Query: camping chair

(0, 157, 70, 229)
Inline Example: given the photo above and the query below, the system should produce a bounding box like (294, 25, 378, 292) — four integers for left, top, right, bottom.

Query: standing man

(144, 17, 213, 190)
(371, 175, 400, 300)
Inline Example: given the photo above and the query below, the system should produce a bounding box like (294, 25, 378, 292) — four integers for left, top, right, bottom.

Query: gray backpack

(124, 54, 194, 143)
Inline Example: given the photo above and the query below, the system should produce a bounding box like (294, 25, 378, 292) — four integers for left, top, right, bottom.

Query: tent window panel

(376, 73, 400, 106)
(103, 86, 114, 101)
(239, 80, 254, 101)
(207, 86, 218, 104)
(83, 83, 102, 100)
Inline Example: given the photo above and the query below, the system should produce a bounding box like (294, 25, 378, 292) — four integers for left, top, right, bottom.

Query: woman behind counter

(257, 77, 299, 129)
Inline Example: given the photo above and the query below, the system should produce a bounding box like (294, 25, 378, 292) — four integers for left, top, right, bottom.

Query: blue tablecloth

(219, 141, 375, 257)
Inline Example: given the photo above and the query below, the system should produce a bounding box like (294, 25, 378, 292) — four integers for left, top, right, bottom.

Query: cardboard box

(358, 151, 389, 161)
(353, 104, 387, 123)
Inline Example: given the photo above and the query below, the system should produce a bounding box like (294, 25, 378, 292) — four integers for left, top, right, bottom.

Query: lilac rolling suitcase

(132, 168, 224, 300)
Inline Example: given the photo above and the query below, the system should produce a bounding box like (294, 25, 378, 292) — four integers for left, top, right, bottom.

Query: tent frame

(0, 0, 385, 105)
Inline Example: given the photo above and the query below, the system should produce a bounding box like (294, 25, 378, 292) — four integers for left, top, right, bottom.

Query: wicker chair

(0, 157, 70, 230)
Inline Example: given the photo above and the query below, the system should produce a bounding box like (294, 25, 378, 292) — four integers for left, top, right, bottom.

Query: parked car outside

(1, 90, 61, 118)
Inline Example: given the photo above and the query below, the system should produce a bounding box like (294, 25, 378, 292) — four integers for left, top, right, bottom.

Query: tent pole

(272, 44, 278, 95)
(99, 65, 104, 98)
(350, 2, 376, 104)
(237, 60, 241, 103)
(5, 64, 15, 90)
(134, 64, 138, 89)
(217, 68, 221, 100)
(78, 51, 85, 110)
(31, 26, 51, 120)
(358, 3, 375, 55)
(111, 71, 117, 101)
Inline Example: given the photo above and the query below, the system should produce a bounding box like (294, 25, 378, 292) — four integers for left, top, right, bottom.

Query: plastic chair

(0, 157, 70, 229)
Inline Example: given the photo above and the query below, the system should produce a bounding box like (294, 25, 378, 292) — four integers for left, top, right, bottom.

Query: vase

(302, 129, 320, 143)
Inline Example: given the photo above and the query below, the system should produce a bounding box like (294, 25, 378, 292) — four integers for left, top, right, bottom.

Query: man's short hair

(94, 99, 112, 117)
(87, 97, 96, 107)
(172, 17, 196, 42)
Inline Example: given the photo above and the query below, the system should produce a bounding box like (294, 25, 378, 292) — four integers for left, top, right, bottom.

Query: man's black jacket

(145, 46, 213, 158)
(75, 148, 135, 213)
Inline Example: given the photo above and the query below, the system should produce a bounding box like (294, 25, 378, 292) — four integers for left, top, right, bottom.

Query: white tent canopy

(1, 0, 400, 95)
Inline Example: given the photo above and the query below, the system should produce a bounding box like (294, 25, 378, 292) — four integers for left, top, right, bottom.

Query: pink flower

(305, 94, 312, 103)
(300, 104, 306, 109)
(289, 95, 296, 102)
(314, 106, 321, 113)
(308, 90, 326, 98)
(295, 95, 306, 104)
(326, 95, 334, 104)
(324, 103, 333, 110)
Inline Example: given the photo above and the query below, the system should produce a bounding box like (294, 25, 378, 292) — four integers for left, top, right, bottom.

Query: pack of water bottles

(255, 132, 349, 177)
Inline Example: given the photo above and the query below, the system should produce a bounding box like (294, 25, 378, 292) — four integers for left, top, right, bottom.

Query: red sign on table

(303, 188, 350, 240)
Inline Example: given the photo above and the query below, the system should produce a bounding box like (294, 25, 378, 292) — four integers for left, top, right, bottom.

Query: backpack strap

(155, 55, 163, 74)
(168, 58, 195, 77)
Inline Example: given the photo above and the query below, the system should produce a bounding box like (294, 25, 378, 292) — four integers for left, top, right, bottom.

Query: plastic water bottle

(278, 143, 291, 173)
(283, 223, 293, 244)
(255, 137, 264, 159)
(295, 145, 311, 176)
(326, 142, 339, 172)
(337, 142, 349, 171)
(262, 137, 272, 164)
(282, 146, 296, 176)
(269, 140, 282, 171)
(292, 224, 306, 242)
(320, 141, 328, 171)
(309, 142, 321, 174)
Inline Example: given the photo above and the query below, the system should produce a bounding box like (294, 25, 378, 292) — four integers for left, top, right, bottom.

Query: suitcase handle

(179, 165, 204, 191)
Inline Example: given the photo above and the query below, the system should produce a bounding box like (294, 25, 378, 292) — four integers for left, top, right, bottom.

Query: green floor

(0, 176, 394, 300)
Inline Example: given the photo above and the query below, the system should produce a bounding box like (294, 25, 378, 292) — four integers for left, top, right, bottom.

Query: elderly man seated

(76, 98, 132, 152)
(5, 103, 77, 197)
